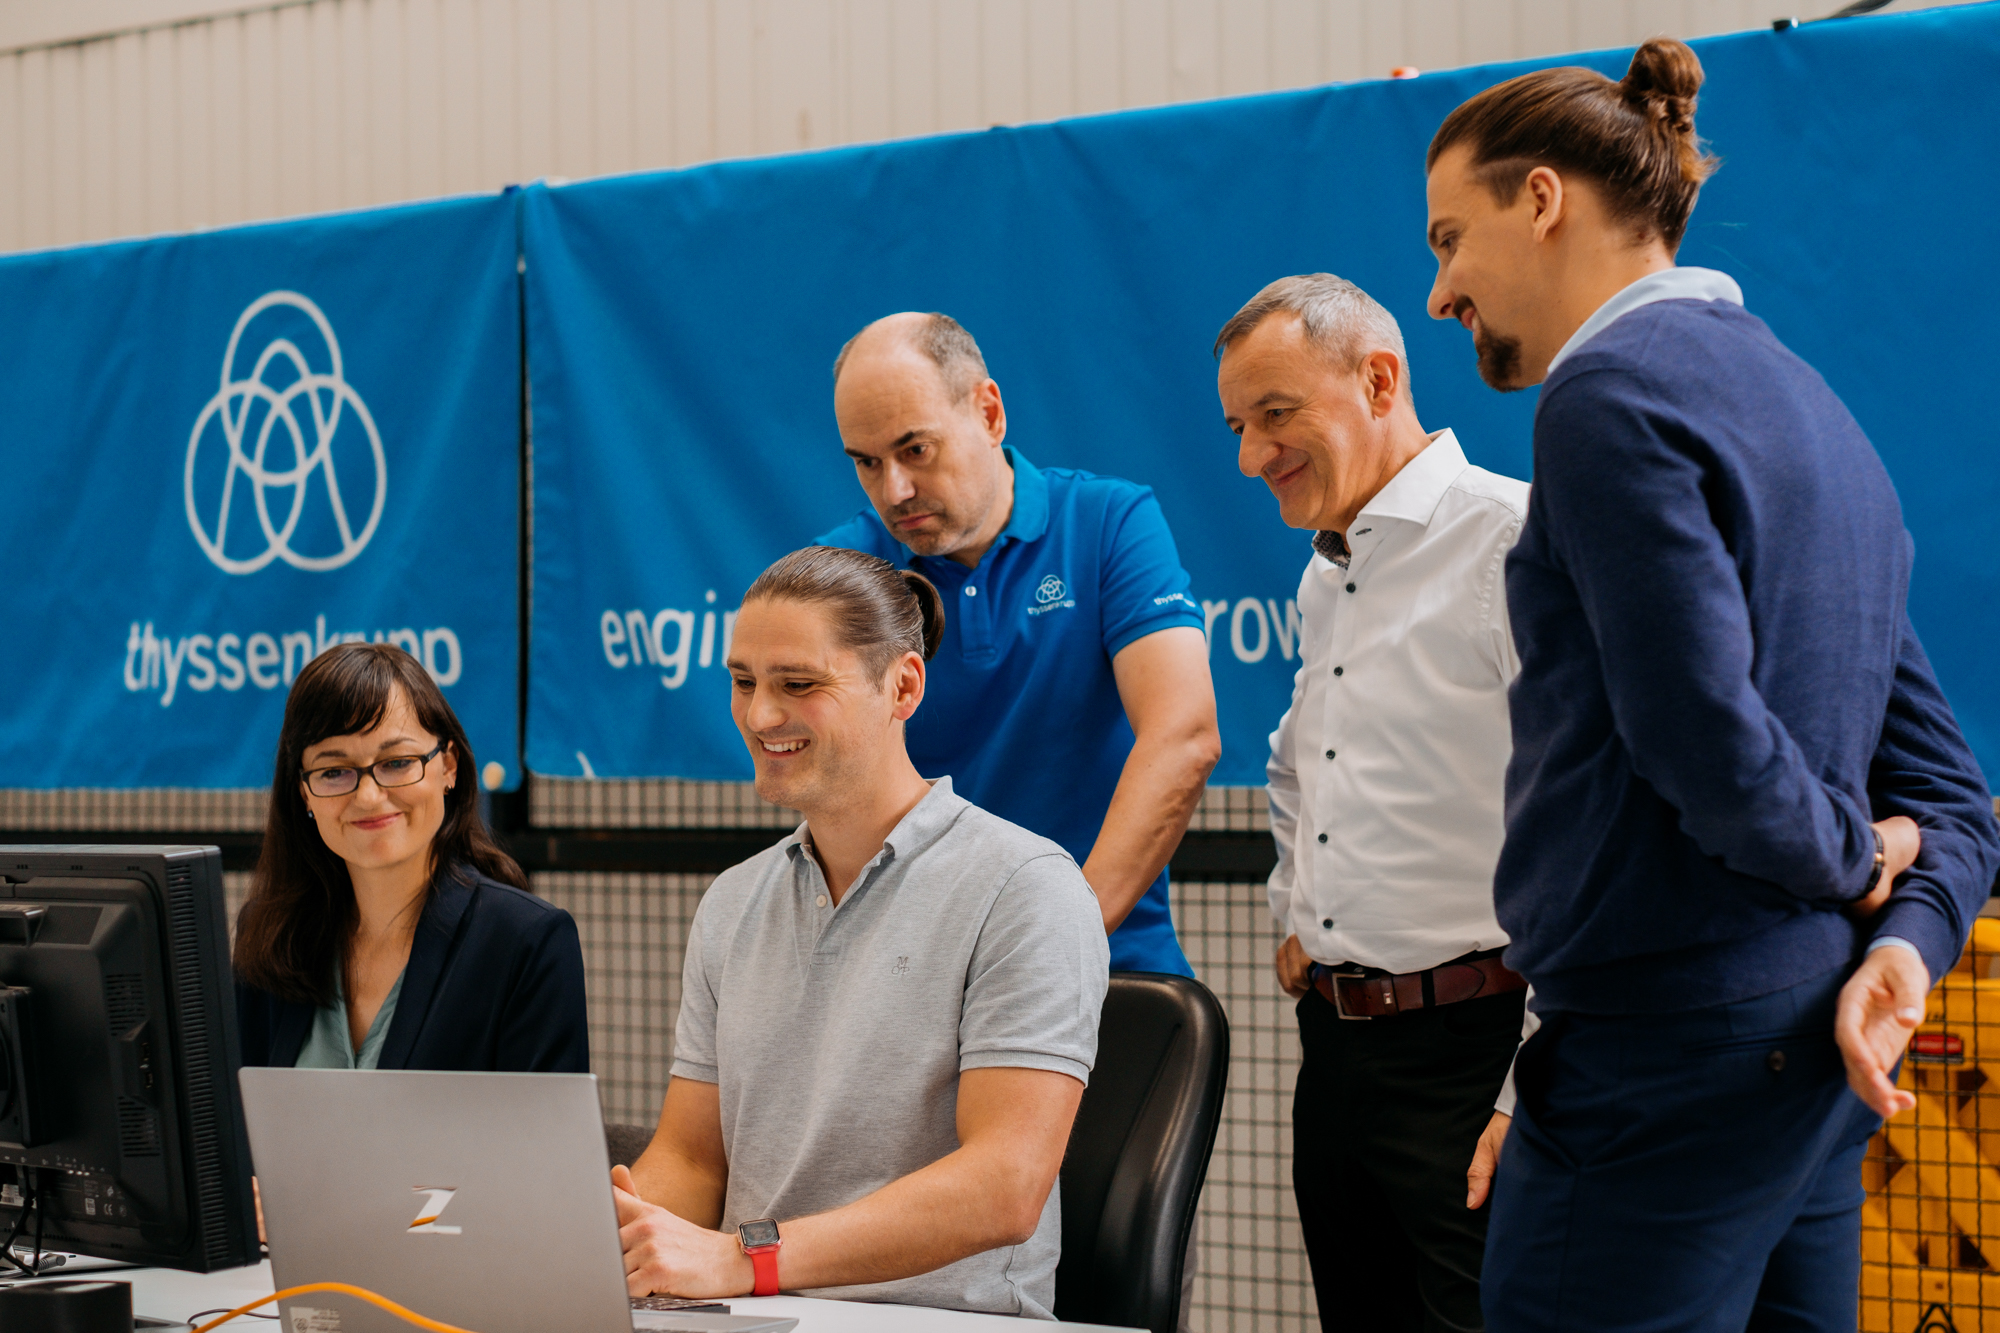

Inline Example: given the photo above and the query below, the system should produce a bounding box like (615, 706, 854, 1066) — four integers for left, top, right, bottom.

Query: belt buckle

(1326, 967, 1376, 1021)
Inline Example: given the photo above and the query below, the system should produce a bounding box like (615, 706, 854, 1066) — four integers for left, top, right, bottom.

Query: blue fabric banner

(525, 5, 2000, 789)
(0, 194, 522, 789)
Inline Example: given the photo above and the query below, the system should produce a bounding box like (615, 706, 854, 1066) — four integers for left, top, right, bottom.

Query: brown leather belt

(1312, 951, 1526, 1020)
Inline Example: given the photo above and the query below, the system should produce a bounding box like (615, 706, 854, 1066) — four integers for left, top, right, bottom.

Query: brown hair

(232, 642, 524, 1006)
(742, 546, 945, 678)
(1427, 37, 1719, 251)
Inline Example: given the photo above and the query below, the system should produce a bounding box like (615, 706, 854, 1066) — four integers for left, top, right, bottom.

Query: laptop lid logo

(407, 1186, 462, 1235)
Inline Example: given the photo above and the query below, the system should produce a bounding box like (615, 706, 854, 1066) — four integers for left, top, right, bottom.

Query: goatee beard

(1474, 325, 1525, 392)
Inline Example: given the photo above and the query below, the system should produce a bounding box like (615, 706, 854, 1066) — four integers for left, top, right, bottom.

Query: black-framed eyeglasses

(302, 743, 445, 798)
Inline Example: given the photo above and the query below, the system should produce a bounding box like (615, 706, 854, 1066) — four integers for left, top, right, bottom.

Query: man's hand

(1275, 934, 1313, 998)
(611, 1164, 753, 1298)
(1849, 815, 1922, 919)
(1834, 946, 1930, 1118)
(1465, 1111, 1510, 1210)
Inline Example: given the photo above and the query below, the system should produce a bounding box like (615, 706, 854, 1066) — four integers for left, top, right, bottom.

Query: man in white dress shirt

(1216, 273, 1530, 1333)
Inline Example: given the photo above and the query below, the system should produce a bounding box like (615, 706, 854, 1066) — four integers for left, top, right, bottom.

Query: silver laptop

(240, 1068, 794, 1333)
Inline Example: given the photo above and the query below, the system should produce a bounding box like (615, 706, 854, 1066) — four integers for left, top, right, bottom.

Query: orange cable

(190, 1282, 481, 1333)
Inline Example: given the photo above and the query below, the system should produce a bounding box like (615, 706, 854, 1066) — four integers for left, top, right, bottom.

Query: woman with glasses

(232, 642, 588, 1073)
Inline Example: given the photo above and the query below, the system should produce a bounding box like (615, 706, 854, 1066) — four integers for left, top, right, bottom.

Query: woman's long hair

(231, 642, 525, 1006)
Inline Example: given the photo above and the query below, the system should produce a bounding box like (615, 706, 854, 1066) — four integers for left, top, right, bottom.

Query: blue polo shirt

(816, 449, 1204, 976)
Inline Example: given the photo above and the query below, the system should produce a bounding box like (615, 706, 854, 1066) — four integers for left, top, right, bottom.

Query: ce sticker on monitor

(239, 1068, 794, 1333)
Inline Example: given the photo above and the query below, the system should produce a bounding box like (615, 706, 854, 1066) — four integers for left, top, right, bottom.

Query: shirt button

(815, 894, 828, 907)
(1345, 583, 1356, 593)
(1325, 749, 1336, 760)
(964, 586, 977, 597)
(1317, 833, 1328, 844)
(1332, 666, 1344, 677)
(1322, 918, 1333, 929)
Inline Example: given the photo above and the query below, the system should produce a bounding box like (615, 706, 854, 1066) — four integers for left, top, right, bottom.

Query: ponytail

(900, 570, 945, 661)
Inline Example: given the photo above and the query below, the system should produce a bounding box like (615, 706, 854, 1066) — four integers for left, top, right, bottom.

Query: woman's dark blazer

(235, 868, 590, 1073)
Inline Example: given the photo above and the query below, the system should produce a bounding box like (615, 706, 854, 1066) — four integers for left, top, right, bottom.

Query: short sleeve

(669, 899, 720, 1085)
(1096, 486, 1204, 659)
(959, 853, 1111, 1082)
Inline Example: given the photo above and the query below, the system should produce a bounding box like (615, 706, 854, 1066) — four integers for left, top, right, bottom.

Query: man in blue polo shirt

(814, 312, 1221, 975)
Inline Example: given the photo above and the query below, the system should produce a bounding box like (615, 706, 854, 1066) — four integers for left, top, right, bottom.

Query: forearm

(1862, 621, 2000, 978)
(629, 1142, 728, 1230)
(1081, 723, 1217, 932)
(772, 1138, 1053, 1291)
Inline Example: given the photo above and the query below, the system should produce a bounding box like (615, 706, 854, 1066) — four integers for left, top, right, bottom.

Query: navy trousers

(1482, 966, 1882, 1332)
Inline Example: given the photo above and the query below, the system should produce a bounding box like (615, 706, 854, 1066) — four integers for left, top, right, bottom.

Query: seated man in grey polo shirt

(610, 545, 1109, 1318)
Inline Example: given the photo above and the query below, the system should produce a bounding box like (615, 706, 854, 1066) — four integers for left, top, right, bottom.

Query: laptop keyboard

(631, 1295, 730, 1313)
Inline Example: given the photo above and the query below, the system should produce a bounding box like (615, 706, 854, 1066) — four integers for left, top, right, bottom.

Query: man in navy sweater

(1422, 37, 2000, 1331)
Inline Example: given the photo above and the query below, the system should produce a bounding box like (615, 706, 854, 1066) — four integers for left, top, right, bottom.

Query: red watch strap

(747, 1244, 780, 1297)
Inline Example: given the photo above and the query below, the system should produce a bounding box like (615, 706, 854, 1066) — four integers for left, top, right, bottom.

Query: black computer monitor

(0, 845, 258, 1272)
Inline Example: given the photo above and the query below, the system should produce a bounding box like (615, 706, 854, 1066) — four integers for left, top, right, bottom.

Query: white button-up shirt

(1267, 429, 1528, 975)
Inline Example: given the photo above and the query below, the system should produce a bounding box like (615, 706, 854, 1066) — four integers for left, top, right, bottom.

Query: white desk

(111, 1261, 1140, 1332)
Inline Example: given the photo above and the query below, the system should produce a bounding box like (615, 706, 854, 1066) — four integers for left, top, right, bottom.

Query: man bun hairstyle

(745, 546, 945, 678)
(1427, 36, 1719, 251)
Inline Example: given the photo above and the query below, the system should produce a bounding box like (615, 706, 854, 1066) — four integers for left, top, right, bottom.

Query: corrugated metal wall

(0, 0, 1975, 256)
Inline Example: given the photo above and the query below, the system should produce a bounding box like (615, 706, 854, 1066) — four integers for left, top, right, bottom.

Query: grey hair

(1213, 274, 1414, 403)
(832, 313, 990, 402)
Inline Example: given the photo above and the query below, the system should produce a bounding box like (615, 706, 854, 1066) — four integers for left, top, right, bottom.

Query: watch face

(740, 1219, 780, 1249)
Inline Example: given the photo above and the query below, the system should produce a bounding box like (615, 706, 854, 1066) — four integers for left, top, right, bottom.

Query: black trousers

(1293, 984, 1525, 1333)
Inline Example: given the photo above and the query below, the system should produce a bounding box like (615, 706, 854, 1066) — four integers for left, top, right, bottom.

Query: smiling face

(834, 339, 1011, 564)
(726, 597, 923, 817)
(1218, 313, 1400, 533)
(1424, 143, 1543, 391)
(299, 685, 457, 881)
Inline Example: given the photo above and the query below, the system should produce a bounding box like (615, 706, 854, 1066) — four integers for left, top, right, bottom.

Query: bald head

(833, 312, 990, 405)
(830, 311, 1013, 566)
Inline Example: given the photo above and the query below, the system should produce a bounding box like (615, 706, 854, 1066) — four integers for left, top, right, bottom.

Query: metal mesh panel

(1177, 878, 1318, 1331)
(1188, 785, 1273, 834)
(223, 871, 253, 929)
(0, 788, 266, 831)
(534, 871, 706, 1126)
(530, 778, 798, 830)
(525, 777, 1264, 834)
(1862, 914, 2000, 1332)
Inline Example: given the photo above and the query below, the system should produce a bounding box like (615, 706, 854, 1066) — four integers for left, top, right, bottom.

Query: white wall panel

(0, 0, 1979, 254)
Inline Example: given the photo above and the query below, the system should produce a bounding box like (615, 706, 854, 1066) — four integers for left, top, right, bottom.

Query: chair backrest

(1055, 971, 1230, 1333)
(603, 1121, 655, 1170)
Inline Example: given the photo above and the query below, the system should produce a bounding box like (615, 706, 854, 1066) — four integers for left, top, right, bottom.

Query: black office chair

(604, 1121, 655, 1170)
(1056, 972, 1230, 1333)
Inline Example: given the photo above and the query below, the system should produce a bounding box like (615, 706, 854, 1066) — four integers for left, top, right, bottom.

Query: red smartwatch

(737, 1218, 781, 1297)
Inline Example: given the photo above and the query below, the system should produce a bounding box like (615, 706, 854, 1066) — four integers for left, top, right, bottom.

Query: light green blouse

(294, 967, 406, 1071)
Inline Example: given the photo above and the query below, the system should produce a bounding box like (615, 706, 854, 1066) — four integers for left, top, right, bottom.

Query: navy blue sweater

(1499, 297, 1999, 1014)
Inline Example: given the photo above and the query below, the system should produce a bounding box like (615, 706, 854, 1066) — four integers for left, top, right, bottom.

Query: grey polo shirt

(672, 776, 1109, 1319)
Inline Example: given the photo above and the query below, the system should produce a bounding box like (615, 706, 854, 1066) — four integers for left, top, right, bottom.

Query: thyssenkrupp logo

(183, 291, 386, 575)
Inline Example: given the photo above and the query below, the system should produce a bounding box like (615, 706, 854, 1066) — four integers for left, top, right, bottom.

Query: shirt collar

(992, 448, 1048, 548)
(1355, 428, 1469, 530)
(784, 775, 965, 865)
(1545, 266, 1744, 377)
